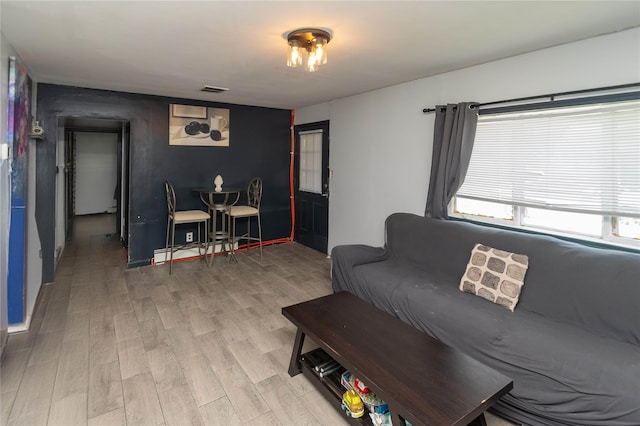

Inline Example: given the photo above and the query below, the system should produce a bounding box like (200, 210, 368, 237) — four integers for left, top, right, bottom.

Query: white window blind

(457, 100, 640, 218)
(299, 130, 323, 194)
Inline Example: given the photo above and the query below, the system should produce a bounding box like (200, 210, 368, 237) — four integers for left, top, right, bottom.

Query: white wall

(295, 28, 640, 251)
(295, 101, 331, 125)
(75, 132, 118, 215)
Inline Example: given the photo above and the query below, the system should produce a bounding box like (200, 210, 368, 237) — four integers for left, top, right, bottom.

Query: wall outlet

(186, 232, 194, 243)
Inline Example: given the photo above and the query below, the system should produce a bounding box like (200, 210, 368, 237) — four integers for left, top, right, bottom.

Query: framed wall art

(169, 104, 230, 147)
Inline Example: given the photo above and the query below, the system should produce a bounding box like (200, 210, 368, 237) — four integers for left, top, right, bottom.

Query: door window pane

(299, 131, 322, 194)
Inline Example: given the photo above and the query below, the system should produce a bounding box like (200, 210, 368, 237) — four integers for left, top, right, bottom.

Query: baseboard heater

(153, 241, 238, 265)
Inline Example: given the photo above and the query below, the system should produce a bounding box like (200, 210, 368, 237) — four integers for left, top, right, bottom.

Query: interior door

(294, 120, 329, 253)
(120, 122, 130, 247)
(64, 130, 75, 241)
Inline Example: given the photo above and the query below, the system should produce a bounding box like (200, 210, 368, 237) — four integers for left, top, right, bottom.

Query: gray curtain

(425, 102, 479, 218)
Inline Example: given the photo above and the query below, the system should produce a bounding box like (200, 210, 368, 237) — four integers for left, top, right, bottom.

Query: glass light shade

(287, 41, 302, 67)
(306, 50, 318, 72)
(286, 28, 331, 71)
(313, 37, 327, 65)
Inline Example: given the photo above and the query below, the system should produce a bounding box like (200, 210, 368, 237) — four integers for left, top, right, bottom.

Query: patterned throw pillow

(459, 244, 529, 311)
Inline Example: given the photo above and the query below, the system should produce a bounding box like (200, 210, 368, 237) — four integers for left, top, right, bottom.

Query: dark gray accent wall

(36, 84, 292, 280)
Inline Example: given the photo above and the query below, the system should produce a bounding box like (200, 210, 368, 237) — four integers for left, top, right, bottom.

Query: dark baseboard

(0, 328, 7, 361)
(127, 259, 151, 268)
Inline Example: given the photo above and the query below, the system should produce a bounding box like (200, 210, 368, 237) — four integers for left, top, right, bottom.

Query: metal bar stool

(226, 177, 263, 261)
(164, 181, 210, 274)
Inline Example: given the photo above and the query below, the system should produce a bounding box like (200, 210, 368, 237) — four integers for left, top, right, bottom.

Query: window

(299, 130, 323, 194)
(452, 97, 640, 249)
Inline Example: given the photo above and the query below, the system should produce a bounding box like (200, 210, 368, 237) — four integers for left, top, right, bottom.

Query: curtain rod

(421, 82, 640, 114)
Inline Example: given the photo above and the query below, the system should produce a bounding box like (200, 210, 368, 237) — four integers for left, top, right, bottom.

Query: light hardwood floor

(1, 214, 514, 426)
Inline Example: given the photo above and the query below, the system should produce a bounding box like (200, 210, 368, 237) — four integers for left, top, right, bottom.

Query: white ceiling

(2, 1, 639, 110)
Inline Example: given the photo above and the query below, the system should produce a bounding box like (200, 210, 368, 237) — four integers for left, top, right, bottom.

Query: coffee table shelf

(299, 348, 373, 425)
(283, 292, 513, 426)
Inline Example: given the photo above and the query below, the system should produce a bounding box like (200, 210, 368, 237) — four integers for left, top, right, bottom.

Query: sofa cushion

(459, 243, 529, 311)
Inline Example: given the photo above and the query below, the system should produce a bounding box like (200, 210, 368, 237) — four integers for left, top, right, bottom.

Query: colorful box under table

(341, 371, 389, 414)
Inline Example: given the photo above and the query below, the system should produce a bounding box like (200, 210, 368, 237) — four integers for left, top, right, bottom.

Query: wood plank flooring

(1, 214, 514, 426)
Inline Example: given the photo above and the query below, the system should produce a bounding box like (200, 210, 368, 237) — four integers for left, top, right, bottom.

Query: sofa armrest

(332, 244, 387, 266)
(331, 244, 388, 294)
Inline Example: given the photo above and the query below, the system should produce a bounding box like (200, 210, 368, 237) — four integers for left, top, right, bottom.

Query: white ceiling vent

(201, 85, 229, 93)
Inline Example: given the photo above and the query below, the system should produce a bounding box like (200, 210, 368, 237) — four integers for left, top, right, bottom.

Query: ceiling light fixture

(286, 28, 332, 72)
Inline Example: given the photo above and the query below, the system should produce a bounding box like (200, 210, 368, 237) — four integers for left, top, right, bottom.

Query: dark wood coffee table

(282, 291, 513, 426)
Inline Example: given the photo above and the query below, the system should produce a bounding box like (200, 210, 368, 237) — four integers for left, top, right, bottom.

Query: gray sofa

(331, 213, 640, 426)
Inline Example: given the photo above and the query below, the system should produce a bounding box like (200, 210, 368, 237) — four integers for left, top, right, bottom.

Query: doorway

(56, 117, 131, 264)
(74, 132, 118, 216)
(293, 120, 330, 253)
